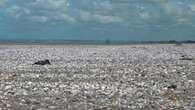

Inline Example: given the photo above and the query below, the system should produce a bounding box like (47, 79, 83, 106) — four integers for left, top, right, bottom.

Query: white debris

(0, 44, 194, 110)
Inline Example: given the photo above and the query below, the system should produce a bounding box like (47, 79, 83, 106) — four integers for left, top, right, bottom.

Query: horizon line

(0, 39, 195, 45)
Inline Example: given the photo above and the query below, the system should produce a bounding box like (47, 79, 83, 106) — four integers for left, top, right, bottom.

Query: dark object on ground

(180, 55, 194, 61)
(33, 59, 51, 65)
(167, 85, 177, 90)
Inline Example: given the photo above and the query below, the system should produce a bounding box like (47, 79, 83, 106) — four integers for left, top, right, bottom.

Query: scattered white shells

(0, 44, 195, 110)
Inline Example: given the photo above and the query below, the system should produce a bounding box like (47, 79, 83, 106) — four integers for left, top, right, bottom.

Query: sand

(0, 44, 195, 110)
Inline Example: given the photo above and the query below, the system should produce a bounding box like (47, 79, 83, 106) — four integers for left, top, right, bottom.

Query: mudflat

(0, 44, 195, 110)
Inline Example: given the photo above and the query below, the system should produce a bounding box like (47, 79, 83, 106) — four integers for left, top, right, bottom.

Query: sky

(0, 0, 195, 41)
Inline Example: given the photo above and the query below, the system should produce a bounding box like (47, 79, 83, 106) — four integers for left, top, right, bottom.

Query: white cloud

(0, 0, 8, 7)
(139, 12, 151, 20)
(5, 0, 75, 23)
(29, 15, 48, 23)
(28, 0, 74, 23)
(162, 2, 183, 16)
(92, 1, 113, 10)
(79, 11, 91, 21)
(144, 1, 194, 24)
(162, 2, 193, 23)
(6, 5, 31, 19)
(30, 0, 69, 10)
(75, 0, 127, 24)
(2, 0, 195, 26)
(189, 4, 195, 12)
(145, 0, 167, 3)
(79, 11, 123, 23)
(93, 14, 123, 23)
(54, 13, 75, 22)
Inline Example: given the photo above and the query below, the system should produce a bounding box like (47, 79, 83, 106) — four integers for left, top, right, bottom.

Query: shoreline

(0, 42, 194, 46)
(0, 39, 195, 45)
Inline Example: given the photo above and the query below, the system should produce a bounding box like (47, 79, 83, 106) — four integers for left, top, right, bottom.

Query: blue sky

(0, 0, 195, 41)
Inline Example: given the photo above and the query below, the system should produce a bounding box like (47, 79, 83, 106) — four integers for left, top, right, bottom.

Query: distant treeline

(161, 40, 195, 44)
(130, 40, 195, 44)
(101, 40, 195, 45)
(0, 39, 195, 45)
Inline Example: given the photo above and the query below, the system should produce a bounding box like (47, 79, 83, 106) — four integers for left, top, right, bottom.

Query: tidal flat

(0, 44, 195, 110)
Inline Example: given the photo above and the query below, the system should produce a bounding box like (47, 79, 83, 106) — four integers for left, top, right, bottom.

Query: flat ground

(0, 44, 195, 110)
